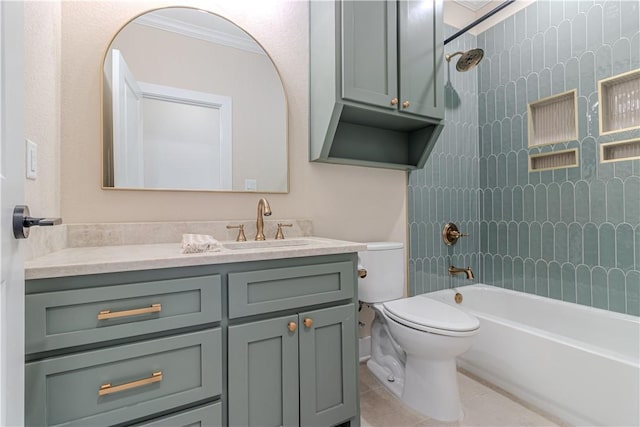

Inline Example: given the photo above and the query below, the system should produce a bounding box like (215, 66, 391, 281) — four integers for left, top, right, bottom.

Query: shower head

(445, 48, 485, 72)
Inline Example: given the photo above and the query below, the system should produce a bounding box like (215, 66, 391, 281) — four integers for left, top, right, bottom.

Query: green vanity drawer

(133, 401, 222, 427)
(228, 261, 355, 318)
(26, 275, 221, 354)
(25, 329, 221, 427)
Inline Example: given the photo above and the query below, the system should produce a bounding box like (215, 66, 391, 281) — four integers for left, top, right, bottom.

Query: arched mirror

(102, 7, 288, 192)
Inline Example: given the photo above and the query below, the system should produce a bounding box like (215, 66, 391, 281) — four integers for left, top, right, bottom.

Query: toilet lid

(383, 296, 479, 336)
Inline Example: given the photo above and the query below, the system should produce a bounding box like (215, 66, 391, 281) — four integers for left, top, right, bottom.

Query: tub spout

(449, 265, 474, 280)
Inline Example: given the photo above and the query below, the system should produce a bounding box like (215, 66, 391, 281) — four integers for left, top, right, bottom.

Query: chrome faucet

(449, 265, 474, 280)
(255, 198, 272, 241)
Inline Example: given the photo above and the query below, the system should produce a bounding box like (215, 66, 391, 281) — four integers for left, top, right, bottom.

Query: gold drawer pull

(98, 371, 163, 396)
(98, 303, 161, 320)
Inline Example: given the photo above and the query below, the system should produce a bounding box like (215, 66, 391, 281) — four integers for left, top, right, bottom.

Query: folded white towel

(181, 234, 222, 254)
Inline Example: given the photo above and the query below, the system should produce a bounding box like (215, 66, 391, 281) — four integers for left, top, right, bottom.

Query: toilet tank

(358, 242, 404, 303)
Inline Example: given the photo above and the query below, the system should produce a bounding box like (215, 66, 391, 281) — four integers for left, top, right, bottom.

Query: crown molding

(454, 0, 493, 12)
(136, 14, 265, 55)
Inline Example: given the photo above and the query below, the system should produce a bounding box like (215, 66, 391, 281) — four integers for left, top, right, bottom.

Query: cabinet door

(228, 315, 300, 427)
(299, 304, 358, 427)
(398, 0, 444, 119)
(342, 0, 397, 108)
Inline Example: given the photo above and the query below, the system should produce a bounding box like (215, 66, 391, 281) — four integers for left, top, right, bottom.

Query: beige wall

(58, 0, 407, 245)
(24, 1, 61, 218)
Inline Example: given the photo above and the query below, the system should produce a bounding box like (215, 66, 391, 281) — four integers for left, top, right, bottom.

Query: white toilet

(359, 242, 479, 422)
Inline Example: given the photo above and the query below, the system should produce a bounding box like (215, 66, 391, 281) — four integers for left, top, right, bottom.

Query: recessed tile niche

(600, 138, 640, 163)
(529, 149, 579, 172)
(527, 90, 578, 147)
(598, 69, 640, 135)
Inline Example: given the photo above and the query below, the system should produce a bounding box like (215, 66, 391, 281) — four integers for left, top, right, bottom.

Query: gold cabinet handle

(358, 268, 367, 278)
(99, 371, 162, 396)
(390, 98, 399, 106)
(98, 303, 161, 320)
(288, 321, 297, 332)
(303, 318, 313, 328)
(402, 101, 410, 108)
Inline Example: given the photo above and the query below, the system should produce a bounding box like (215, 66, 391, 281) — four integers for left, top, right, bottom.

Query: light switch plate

(26, 139, 37, 180)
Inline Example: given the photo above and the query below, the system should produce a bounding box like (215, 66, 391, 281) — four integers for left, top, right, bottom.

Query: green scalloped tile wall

(409, 2, 640, 316)
(408, 26, 481, 295)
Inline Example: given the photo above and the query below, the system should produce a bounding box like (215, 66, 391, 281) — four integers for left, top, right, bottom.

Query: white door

(0, 2, 25, 426)
(112, 49, 144, 187)
(137, 82, 233, 190)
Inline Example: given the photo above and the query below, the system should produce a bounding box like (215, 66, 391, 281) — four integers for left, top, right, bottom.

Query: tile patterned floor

(359, 363, 561, 427)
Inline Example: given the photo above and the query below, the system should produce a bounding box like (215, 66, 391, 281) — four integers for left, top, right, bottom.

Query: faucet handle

(442, 223, 469, 246)
(226, 224, 247, 242)
(450, 230, 469, 238)
(275, 223, 293, 240)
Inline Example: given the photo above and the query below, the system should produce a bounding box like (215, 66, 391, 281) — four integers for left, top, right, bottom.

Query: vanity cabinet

(310, 0, 444, 169)
(228, 305, 357, 427)
(25, 253, 360, 427)
(25, 272, 223, 427)
(227, 260, 358, 427)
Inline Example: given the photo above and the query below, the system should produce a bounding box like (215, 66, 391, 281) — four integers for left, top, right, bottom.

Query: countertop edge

(25, 240, 367, 280)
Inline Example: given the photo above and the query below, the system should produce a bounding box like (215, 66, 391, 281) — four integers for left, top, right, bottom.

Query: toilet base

(402, 356, 463, 422)
(367, 303, 473, 422)
(366, 357, 404, 398)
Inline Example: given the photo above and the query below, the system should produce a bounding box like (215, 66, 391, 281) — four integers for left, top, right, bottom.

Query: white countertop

(25, 237, 367, 280)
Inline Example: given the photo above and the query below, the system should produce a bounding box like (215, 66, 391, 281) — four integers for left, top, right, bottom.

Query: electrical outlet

(244, 179, 257, 191)
(26, 139, 37, 180)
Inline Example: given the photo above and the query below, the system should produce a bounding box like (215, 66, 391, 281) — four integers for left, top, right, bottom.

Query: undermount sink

(222, 238, 315, 250)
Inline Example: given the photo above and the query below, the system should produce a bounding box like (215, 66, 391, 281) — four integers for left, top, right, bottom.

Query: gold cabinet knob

(288, 321, 297, 332)
(390, 98, 399, 106)
(303, 318, 313, 328)
(358, 268, 367, 278)
(402, 101, 410, 108)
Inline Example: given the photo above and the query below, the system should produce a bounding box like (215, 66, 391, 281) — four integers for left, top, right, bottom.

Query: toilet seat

(383, 297, 479, 337)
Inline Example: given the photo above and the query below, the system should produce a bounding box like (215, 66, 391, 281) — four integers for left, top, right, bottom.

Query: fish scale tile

(409, 6, 639, 315)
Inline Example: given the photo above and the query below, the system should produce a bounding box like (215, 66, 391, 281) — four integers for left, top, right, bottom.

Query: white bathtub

(425, 284, 640, 427)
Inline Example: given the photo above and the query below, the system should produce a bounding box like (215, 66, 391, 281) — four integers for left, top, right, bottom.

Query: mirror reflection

(102, 7, 288, 192)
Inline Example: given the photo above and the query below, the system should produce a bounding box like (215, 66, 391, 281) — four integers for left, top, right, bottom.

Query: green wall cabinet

(228, 304, 357, 427)
(25, 253, 359, 427)
(310, 0, 444, 170)
(341, 1, 397, 109)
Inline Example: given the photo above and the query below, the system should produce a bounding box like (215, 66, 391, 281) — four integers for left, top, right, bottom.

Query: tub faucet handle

(442, 223, 469, 245)
(450, 230, 468, 238)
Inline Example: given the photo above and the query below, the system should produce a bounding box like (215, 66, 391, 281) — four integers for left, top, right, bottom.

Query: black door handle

(13, 205, 62, 239)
